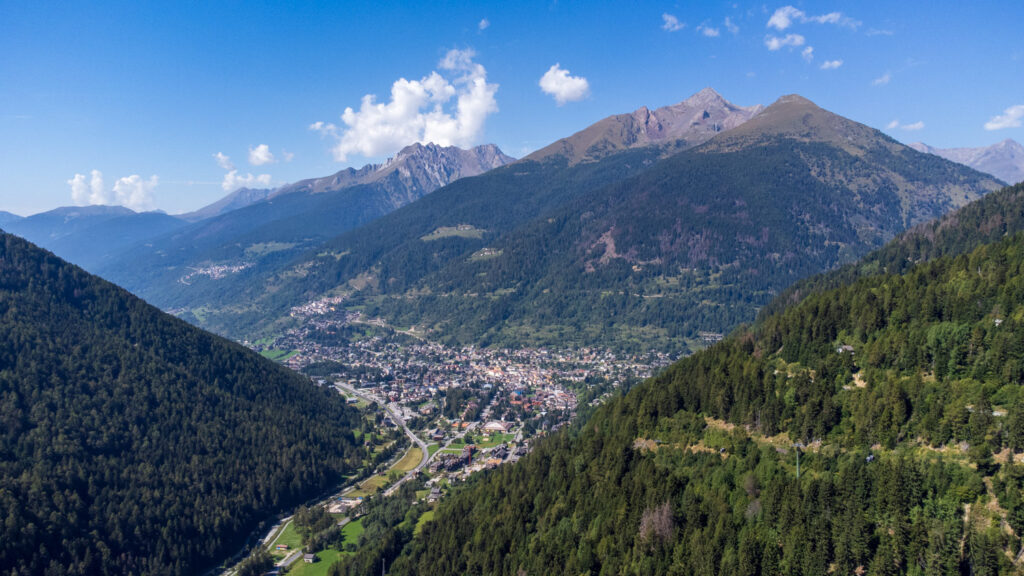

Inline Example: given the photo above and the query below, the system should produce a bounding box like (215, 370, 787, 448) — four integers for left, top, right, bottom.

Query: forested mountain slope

(244, 95, 1001, 354)
(160, 144, 664, 339)
(99, 143, 513, 317)
(766, 181, 1024, 318)
(335, 191, 1024, 575)
(0, 232, 365, 575)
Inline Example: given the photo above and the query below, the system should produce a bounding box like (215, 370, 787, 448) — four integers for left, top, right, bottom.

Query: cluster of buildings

(260, 306, 675, 438)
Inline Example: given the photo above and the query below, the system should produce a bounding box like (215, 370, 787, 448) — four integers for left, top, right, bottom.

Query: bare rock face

(525, 87, 765, 164)
(271, 143, 515, 200)
(909, 139, 1024, 185)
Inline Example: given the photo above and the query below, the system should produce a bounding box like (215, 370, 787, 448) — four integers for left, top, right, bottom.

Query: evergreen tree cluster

(0, 233, 365, 575)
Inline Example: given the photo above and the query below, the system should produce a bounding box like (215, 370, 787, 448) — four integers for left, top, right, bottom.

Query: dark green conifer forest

(0, 232, 364, 575)
(339, 184, 1024, 575)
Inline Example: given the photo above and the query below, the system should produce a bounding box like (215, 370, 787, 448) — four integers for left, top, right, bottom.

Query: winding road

(335, 382, 430, 495)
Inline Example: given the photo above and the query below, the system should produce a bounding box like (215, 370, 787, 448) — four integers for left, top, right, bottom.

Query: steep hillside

(179, 187, 272, 222)
(911, 139, 1024, 185)
(765, 181, 1024, 318)
(253, 94, 1001, 354)
(99, 143, 513, 309)
(0, 232, 365, 575)
(342, 209, 1024, 576)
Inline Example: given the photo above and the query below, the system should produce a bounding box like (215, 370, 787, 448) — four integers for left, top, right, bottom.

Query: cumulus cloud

(820, 59, 843, 70)
(765, 34, 805, 50)
(887, 119, 924, 131)
(248, 144, 276, 166)
(478, 18, 489, 30)
(802, 46, 814, 62)
(539, 63, 590, 105)
(221, 170, 272, 192)
(767, 6, 858, 30)
(724, 17, 739, 34)
(697, 24, 720, 37)
(313, 48, 498, 162)
(309, 121, 338, 137)
(68, 170, 105, 205)
(984, 104, 1024, 130)
(872, 73, 892, 86)
(662, 13, 685, 32)
(68, 170, 157, 210)
(213, 152, 234, 171)
(112, 175, 159, 210)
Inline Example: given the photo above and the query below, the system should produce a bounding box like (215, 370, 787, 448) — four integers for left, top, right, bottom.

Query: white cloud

(309, 121, 338, 137)
(872, 73, 891, 86)
(213, 152, 234, 171)
(724, 17, 739, 34)
(984, 104, 1024, 130)
(68, 170, 105, 205)
(802, 46, 814, 62)
(112, 175, 159, 210)
(539, 63, 590, 105)
(248, 144, 276, 166)
(887, 119, 924, 131)
(767, 6, 859, 30)
(820, 59, 843, 70)
(766, 6, 802, 30)
(68, 170, 157, 210)
(281, 150, 295, 162)
(314, 48, 498, 162)
(221, 170, 272, 192)
(662, 13, 685, 32)
(698, 24, 720, 37)
(765, 34, 805, 50)
(866, 28, 894, 36)
(478, 18, 489, 31)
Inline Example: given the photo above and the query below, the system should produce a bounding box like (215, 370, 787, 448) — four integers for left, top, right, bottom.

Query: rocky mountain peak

(909, 138, 1024, 184)
(525, 88, 764, 165)
(271, 143, 514, 199)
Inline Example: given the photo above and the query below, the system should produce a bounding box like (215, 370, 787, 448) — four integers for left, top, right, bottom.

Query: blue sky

(1, 0, 1022, 216)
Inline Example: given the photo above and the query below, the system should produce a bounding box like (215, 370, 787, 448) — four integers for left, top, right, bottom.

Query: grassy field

(477, 433, 515, 448)
(392, 446, 422, 472)
(348, 475, 389, 498)
(342, 518, 364, 543)
(285, 547, 343, 576)
(259, 349, 297, 362)
(414, 510, 435, 536)
(268, 520, 302, 559)
(420, 225, 485, 241)
(427, 443, 441, 457)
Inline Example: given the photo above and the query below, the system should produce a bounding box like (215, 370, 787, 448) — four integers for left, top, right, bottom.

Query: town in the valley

(238, 300, 675, 571)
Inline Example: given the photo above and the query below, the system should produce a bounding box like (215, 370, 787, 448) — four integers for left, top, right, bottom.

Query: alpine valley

(3, 88, 1023, 576)
(107, 90, 1002, 355)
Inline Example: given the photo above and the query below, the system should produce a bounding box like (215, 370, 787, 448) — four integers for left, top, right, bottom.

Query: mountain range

(162, 90, 1001, 354)
(910, 138, 1024, 185)
(525, 87, 764, 164)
